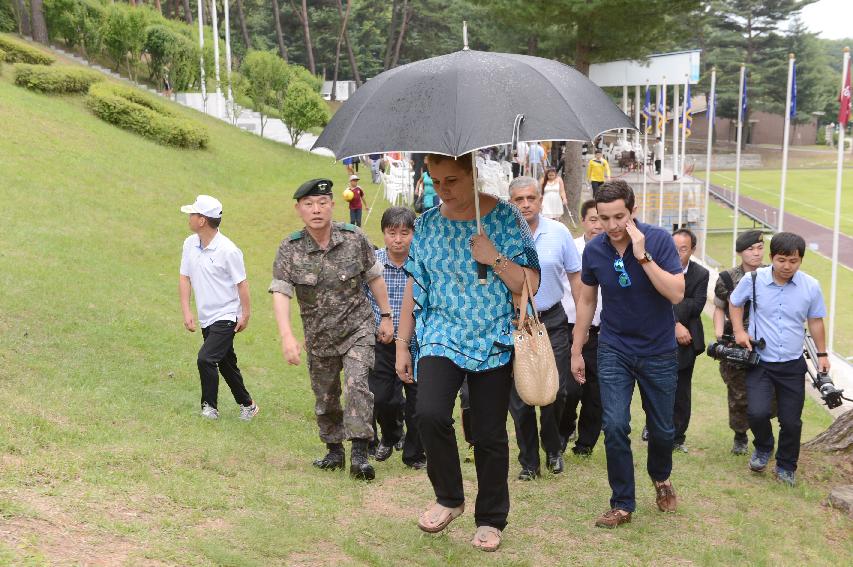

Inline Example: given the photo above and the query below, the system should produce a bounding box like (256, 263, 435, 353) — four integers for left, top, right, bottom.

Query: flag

(656, 89, 665, 133)
(740, 71, 748, 119)
(642, 86, 652, 133)
(790, 61, 797, 119)
(682, 83, 693, 137)
(839, 57, 851, 127)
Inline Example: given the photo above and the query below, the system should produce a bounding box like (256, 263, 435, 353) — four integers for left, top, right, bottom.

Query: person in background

(586, 149, 611, 198)
(653, 137, 663, 175)
(540, 168, 568, 221)
(527, 141, 547, 181)
(348, 175, 366, 227)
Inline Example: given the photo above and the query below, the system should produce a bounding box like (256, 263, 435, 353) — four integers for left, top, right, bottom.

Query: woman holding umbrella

(394, 153, 540, 552)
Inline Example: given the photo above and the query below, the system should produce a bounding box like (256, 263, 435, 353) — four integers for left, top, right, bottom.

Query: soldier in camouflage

(712, 230, 767, 455)
(269, 178, 395, 480)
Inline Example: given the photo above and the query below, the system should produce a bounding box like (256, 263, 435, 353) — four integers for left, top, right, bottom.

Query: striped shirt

(365, 248, 407, 332)
(531, 215, 581, 311)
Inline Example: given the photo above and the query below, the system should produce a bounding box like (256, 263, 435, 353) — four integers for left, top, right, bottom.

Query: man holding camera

(729, 232, 829, 486)
(712, 230, 766, 455)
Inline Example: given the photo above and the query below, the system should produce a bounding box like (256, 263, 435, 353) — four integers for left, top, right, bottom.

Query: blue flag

(642, 86, 652, 133)
(740, 71, 748, 119)
(657, 89, 665, 133)
(681, 84, 693, 137)
(790, 61, 797, 119)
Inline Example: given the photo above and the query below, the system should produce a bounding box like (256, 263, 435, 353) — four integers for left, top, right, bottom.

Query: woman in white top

(540, 167, 567, 220)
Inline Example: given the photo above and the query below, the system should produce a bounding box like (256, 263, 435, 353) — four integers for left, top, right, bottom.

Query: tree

(234, 0, 250, 50)
(270, 0, 286, 60)
(280, 79, 328, 145)
(31, 0, 49, 43)
(803, 409, 853, 453)
(183, 0, 192, 24)
(289, 0, 315, 74)
(240, 49, 286, 136)
(330, 0, 351, 100)
(11, 0, 31, 36)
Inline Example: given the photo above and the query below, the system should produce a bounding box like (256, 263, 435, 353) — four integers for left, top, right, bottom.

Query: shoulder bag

(512, 269, 558, 406)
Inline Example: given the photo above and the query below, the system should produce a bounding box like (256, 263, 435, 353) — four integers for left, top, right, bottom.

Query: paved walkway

(708, 182, 853, 270)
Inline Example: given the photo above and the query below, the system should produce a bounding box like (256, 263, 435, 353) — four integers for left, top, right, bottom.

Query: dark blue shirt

(581, 221, 682, 355)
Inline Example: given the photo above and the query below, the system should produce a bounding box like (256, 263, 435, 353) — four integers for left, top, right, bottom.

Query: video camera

(706, 334, 765, 368)
(803, 333, 848, 410)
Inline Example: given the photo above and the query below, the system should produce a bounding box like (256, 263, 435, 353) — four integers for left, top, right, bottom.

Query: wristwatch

(637, 251, 653, 265)
(493, 254, 506, 269)
(380, 312, 392, 319)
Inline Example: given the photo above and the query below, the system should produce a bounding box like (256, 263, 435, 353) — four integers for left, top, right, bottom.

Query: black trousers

(560, 326, 602, 451)
(417, 356, 513, 530)
(509, 303, 571, 470)
(673, 361, 695, 445)
(368, 343, 424, 463)
(198, 320, 252, 409)
(590, 181, 603, 197)
(746, 357, 807, 472)
(654, 159, 661, 174)
(511, 162, 521, 179)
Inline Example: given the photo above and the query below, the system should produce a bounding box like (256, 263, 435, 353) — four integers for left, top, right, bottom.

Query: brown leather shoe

(594, 508, 632, 528)
(653, 479, 677, 512)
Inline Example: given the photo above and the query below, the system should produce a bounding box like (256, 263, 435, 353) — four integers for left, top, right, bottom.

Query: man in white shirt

(559, 199, 604, 456)
(179, 195, 258, 421)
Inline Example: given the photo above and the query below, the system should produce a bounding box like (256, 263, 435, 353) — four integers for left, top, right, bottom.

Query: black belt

(539, 303, 564, 316)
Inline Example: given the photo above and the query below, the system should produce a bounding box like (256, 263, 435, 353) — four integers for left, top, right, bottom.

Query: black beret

(293, 178, 334, 200)
(736, 230, 764, 253)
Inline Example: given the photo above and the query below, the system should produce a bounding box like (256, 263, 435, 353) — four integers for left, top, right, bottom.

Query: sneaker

(464, 444, 475, 463)
(572, 445, 593, 457)
(749, 449, 771, 472)
(405, 459, 427, 470)
(394, 438, 405, 451)
(672, 442, 689, 454)
(641, 426, 649, 442)
(374, 443, 393, 462)
(731, 438, 749, 455)
(774, 467, 796, 487)
(517, 468, 539, 481)
(201, 402, 219, 420)
(595, 508, 632, 529)
(239, 402, 259, 421)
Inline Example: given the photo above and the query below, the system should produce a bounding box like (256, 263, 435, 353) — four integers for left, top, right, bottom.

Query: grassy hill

(0, 46, 851, 565)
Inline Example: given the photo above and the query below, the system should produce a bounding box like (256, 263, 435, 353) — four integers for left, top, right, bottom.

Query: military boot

(349, 439, 375, 481)
(313, 443, 345, 470)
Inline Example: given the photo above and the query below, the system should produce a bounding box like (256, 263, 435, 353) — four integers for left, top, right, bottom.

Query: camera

(706, 334, 765, 368)
(803, 334, 847, 409)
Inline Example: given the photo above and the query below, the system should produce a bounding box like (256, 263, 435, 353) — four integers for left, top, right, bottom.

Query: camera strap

(750, 271, 759, 341)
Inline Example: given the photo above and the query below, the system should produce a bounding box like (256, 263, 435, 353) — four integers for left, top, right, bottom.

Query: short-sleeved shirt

(349, 186, 364, 210)
(730, 266, 826, 363)
(586, 159, 611, 182)
(365, 248, 407, 332)
(714, 263, 764, 334)
(531, 215, 581, 311)
(581, 221, 682, 355)
(528, 144, 545, 165)
(180, 231, 247, 329)
(269, 222, 383, 356)
(405, 200, 539, 373)
(562, 235, 602, 326)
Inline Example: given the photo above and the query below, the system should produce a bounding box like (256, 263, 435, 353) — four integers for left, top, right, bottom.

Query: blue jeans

(598, 343, 677, 512)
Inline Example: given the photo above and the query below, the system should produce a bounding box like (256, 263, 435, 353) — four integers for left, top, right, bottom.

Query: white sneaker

(239, 402, 259, 421)
(201, 402, 219, 420)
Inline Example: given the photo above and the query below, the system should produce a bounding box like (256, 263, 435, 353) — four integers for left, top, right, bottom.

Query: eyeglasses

(613, 258, 632, 288)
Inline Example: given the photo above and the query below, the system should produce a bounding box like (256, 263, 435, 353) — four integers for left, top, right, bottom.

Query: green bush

(44, 0, 106, 58)
(0, 34, 55, 65)
(14, 63, 103, 93)
(144, 23, 199, 92)
(86, 82, 208, 149)
(100, 3, 154, 79)
(280, 80, 329, 146)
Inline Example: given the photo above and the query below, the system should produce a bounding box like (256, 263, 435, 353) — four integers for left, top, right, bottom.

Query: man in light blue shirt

(509, 176, 581, 479)
(729, 232, 829, 486)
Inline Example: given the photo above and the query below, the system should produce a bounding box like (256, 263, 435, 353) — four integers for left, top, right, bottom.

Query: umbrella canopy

(313, 49, 635, 159)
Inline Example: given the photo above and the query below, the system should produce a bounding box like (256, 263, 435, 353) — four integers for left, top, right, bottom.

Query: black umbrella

(313, 43, 634, 282)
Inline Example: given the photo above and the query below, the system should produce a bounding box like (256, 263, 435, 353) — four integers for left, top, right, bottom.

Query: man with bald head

(508, 176, 582, 480)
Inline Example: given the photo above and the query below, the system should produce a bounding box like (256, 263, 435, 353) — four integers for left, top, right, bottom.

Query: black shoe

(350, 440, 376, 481)
(641, 426, 649, 442)
(374, 442, 393, 462)
(518, 468, 540, 481)
(572, 445, 593, 457)
(732, 432, 749, 455)
(313, 443, 345, 470)
(405, 459, 427, 470)
(546, 453, 564, 474)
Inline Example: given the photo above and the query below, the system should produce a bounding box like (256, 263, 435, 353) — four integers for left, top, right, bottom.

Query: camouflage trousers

(307, 343, 375, 443)
(719, 360, 776, 433)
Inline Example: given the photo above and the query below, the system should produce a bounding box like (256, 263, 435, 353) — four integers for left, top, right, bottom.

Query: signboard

(589, 50, 701, 87)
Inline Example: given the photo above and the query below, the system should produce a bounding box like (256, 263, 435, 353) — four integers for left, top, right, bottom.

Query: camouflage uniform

(714, 264, 775, 433)
(269, 222, 383, 443)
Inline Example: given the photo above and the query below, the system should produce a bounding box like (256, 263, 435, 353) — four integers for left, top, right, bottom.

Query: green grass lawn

(0, 52, 851, 565)
(697, 168, 853, 235)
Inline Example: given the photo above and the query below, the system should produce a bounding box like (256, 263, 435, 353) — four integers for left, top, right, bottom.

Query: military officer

(269, 178, 395, 480)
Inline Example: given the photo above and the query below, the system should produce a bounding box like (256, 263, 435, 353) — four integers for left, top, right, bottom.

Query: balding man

(508, 176, 582, 479)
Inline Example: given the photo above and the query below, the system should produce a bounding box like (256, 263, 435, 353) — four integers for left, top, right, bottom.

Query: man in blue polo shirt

(508, 176, 581, 480)
(571, 180, 685, 528)
(729, 232, 828, 487)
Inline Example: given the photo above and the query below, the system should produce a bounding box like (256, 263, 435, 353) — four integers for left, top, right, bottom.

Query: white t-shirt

(180, 231, 247, 328)
(654, 141, 664, 159)
(561, 235, 602, 326)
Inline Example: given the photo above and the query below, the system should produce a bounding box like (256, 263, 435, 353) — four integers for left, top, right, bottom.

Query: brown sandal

(417, 502, 464, 533)
(471, 526, 502, 552)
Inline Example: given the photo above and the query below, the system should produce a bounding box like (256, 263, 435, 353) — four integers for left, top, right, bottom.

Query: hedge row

(0, 35, 55, 65)
(14, 63, 103, 93)
(86, 82, 208, 149)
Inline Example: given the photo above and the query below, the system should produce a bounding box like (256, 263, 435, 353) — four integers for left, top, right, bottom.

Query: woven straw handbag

(512, 270, 558, 406)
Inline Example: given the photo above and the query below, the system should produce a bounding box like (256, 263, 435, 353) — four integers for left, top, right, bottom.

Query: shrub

(280, 80, 329, 146)
(144, 24, 199, 92)
(86, 82, 208, 149)
(100, 3, 153, 79)
(0, 34, 55, 65)
(14, 63, 103, 93)
(44, 0, 105, 58)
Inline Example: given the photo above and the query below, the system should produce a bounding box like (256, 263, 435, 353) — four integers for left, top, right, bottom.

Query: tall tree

(13, 0, 31, 36)
(183, 0, 193, 24)
(336, 0, 361, 86)
(331, 0, 352, 101)
(30, 0, 48, 44)
(271, 0, 287, 60)
(390, 0, 412, 68)
(383, 0, 400, 70)
(289, 0, 315, 74)
(234, 0, 251, 50)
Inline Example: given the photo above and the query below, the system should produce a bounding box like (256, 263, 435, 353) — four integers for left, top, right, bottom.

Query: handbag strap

(515, 269, 540, 329)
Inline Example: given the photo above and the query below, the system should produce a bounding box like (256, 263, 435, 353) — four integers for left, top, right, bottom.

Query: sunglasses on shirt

(613, 258, 632, 288)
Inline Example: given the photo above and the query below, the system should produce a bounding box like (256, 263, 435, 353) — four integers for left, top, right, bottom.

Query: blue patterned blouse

(405, 199, 540, 374)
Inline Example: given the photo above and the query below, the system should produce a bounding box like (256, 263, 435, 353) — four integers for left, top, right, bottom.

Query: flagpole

(701, 67, 717, 262)
(779, 53, 795, 232)
(196, 0, 207, 111)
(732, 64, 746, 266)
(659, 76, 667, 227)
(634, 85, 641, 147)
(829, 47, 850, 352)
(678, 74, 688, 228)
(210, 0, 223, 119)
(223, 0, 234, 117)
(642, 80, 649, 223)
(673, 82, 680, 181)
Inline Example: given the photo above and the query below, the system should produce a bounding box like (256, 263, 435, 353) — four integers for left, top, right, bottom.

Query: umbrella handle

(477, 262, 488, 283)
(472, 152, 487, 285)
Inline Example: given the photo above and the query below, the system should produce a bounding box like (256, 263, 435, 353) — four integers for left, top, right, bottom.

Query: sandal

(417, 502, 464, 533)
(471, 526, 502, 552)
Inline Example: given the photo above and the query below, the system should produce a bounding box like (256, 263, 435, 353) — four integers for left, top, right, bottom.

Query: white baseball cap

(180, 195, 222, 218)
(349, 174, 360, 181)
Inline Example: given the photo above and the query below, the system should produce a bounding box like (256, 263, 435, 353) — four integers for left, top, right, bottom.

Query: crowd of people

(176, 153, 829, 552)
